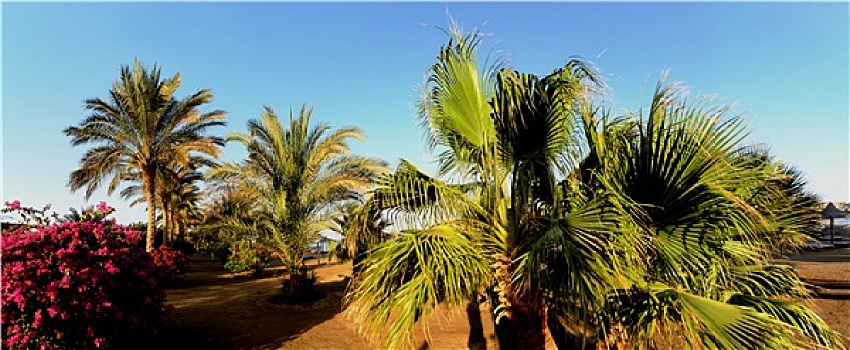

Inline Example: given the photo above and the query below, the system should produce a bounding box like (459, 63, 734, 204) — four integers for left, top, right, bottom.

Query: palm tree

(732, 145, 822, 252)
(210, 105, 388, 286)
(195, 188, 258, 261)
(121, 161, 206, 245)
(570, 81, 842, 349)
(64, 61, 225, 252)
(345, 28, 843, 349)
(331, 200, 391, 274)
(348, 27, 606, 347)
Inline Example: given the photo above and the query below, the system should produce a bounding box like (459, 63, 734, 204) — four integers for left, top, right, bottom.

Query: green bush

(223, 240, 270, 275)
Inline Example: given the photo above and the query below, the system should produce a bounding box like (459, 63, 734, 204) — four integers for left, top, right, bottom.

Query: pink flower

(6, 199, 21, 210)
(6, 334, 20, 348)
(96, 201, 110, 212)
(105, 261, 119, 274)
(10, 289, 24, 305)
(94, 337, 106, 348)
(42, 203, 51, 211)
(33, 312, 43, 328)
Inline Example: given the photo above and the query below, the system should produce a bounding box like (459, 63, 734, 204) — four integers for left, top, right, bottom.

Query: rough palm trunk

(144, 168, 156, 252)
(173, 214, 181, 243)
(161, 201, 170, 245)
(494, 252, 553, 349)
(510, 299, 550, 348)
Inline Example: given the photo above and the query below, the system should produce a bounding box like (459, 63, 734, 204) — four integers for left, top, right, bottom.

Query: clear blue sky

(3, 2, 848, 224)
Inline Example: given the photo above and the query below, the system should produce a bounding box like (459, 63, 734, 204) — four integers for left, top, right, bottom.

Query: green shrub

(224, 240, 270, 275)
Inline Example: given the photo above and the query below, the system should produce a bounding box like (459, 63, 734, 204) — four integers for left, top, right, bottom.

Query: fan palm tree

(347, 27, 609, 348)
(732, 146, 822, 253)
(209, 105, 388, 283)
(570, 82, 842, 349)
(345, 28, 843, 349)
(64, 61, 225, 251)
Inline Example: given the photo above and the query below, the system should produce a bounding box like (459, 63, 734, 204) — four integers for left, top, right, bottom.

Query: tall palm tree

(64, 61, 225, 252)
(348, 27, 607, 347)
(210, 105, 388, 281)
(122, 161, 206, 245)
(345, 28, 843, 349)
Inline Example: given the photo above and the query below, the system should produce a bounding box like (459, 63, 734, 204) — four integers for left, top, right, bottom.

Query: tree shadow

(783, 250, 850, 263)
(139, 262, 349, 350)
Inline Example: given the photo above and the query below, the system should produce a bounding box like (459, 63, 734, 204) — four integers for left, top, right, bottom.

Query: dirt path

(779, 248, 850, 345)
(157, 252, 849, 349)
(157, 259, 496, 350)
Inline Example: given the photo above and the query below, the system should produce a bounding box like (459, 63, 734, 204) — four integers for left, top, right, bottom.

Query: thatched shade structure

(822, 202, 849, 244)
(823, 202, 849, 218)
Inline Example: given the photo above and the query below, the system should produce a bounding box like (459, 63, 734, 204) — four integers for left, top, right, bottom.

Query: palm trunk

(493, 252, 553, 349)
(509, 299, 550, 347)
(173, 215, 181, 243)
(162, 200, 171, 246)
(144, 169, 156, 252)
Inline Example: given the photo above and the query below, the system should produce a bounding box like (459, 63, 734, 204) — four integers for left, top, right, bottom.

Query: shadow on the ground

(147, 262, 349, 350)
(781, 248, 850, 263)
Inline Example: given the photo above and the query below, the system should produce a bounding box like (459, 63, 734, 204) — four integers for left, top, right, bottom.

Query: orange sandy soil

(152, 250, 849, 350)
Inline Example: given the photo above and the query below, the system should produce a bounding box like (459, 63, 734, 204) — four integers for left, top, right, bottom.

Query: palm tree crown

(209, 105, 388, 273)
(64, 60, 225, 251)
(346, 28, 844, 350)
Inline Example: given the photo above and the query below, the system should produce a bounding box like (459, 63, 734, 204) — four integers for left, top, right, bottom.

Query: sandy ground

(154, 250, 850, 350)
(779, 248, 850, 346)
(156, 259, 496, 350)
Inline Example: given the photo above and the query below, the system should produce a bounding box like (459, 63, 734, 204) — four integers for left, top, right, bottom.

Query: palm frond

(728, 294, 846, 349)
(371, 160, 486, 230)
(345, 223, 491, 349)
(418, 25, 498, 178)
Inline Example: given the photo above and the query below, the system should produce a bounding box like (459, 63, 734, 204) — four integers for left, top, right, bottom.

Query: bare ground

(153, 250, 850, 349)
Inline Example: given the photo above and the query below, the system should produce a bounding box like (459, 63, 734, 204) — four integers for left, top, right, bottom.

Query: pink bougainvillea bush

(151, 245, 191, 284)
(1, 219, 173, 349)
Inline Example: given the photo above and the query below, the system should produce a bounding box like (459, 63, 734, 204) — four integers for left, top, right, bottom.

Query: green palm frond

(514, 197, 643, 347)
(345, 223, 492, 349)
(516, 197, 639, 297)
(671, 287, 797, 350)
(725, 264, 809, 299)
(371, 160, 486, 229)
(728, 294, 845, 349)
(732, 146, 822, 252)
(615, 284, 802, 350)
(418, 26, 498, 177)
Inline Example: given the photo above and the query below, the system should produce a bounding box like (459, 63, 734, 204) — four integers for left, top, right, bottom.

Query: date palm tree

(209, 105, 388, 287)
(121, 161, 205, 245)
(345, 28, 843, 349)
(64, 61, 225, 251)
